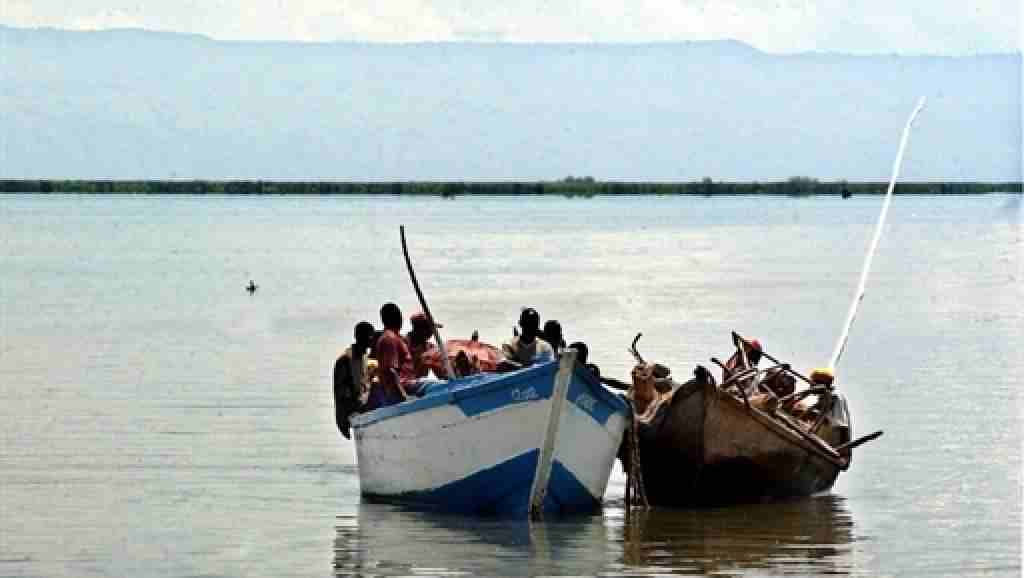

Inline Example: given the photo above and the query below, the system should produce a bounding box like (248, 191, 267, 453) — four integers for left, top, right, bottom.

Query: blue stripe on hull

(363, 450, 540, 516)
(362, 451, 600, 516)
(454, 363, 557, 417)
(567, 365, 623, 426)
(353, 361, 559, 428)
(543, 459, 602, 513)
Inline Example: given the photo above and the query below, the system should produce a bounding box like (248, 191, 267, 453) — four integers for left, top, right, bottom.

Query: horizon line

(3, 24, 1021, 58)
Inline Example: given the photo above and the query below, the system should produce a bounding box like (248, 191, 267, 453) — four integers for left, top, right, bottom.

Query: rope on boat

(624, 333, 650, 513)
(625, 411, 649, 512)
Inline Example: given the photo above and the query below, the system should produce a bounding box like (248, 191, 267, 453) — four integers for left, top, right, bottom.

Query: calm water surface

(1, 194, 1020, 577)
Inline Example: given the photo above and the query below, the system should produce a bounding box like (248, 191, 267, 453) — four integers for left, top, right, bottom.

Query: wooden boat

(622, 333, 881, 507)
(351, 351, 630, 516)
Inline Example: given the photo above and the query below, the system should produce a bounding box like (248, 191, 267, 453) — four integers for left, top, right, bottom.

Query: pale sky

(2, 0, 1020, 54)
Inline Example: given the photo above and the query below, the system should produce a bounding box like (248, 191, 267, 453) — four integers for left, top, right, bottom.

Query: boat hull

(352, 353, 629, 516)
(634, 378, 843, 507)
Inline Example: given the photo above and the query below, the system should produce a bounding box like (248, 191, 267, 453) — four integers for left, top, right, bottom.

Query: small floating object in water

(246, 280, 258, 294)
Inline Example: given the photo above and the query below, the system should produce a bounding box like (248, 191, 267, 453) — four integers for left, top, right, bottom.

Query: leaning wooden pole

(400, 225, 455, 378)
(829, 97, 926, 371)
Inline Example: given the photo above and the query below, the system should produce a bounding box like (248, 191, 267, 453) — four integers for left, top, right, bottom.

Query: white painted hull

(350, 352, 628, 515)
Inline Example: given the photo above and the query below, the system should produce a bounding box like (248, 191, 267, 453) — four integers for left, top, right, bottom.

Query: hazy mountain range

(1, 25, 1020, 181)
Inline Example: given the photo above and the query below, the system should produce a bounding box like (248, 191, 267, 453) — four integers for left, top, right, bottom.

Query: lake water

(1, 193, 1020, 577)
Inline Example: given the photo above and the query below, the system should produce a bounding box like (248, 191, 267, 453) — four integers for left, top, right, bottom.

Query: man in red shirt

(366, 302, 417, 410)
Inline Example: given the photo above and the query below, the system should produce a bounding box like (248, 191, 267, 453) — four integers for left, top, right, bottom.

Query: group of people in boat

(333, 303, 597, 439)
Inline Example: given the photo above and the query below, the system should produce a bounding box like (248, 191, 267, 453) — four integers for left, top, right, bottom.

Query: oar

(829, 98, 926, 371)
(400, 225, 455, 379)
(833, 430, 884, 453)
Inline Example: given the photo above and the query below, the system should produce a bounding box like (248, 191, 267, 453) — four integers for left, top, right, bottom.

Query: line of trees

(1, 178, 1019, 196)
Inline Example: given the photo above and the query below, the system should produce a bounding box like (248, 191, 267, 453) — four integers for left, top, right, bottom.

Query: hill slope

(1, 26, 1020, 180)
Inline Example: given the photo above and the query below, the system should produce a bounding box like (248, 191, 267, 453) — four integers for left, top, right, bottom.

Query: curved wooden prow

(630, 332, 645, 364)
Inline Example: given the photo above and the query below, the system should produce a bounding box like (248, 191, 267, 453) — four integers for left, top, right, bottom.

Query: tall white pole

(829, 98, 926, 371)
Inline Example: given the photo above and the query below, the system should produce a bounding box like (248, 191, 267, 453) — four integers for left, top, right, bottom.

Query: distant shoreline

(1, 179, 1021, 196)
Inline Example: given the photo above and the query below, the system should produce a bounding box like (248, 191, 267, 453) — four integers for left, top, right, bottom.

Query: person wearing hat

(333, 320, 376, 439)
(499, 307, 554, 371)
(406, 311, 441, 379)
(721, 337, 764, 392)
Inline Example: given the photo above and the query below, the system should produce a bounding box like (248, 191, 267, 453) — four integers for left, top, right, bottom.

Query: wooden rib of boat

(623, 333, 879, 507)
(351, 351, 630, 516)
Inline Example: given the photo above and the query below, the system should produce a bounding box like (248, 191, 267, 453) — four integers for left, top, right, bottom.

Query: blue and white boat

(350, 351, 630, 516)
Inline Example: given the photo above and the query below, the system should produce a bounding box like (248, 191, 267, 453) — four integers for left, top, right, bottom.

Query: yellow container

(809, 367, 835, 386)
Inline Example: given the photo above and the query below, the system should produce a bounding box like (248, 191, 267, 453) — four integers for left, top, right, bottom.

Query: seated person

(542, 320, 566, 353)
(721, 337, 763, 393)
(406, 311, 440, 379)
(453, 350, 481, 377)
(366, 303, 418, 410)
(569, 342, 606, 383)
(569, 341, 589, 365)
(762, 366, 796, 397)
(333, 321, 376, 439)
(498, 308, 554, 371)
(569, 340, 603, 381)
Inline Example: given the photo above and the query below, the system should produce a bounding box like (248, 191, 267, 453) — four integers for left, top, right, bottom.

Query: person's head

(380, 302, 403, 331)
(354, 321, 375, 349)
(409, 312, 439, 342)
(746, 339, 763, 365)
(454, 350, 477, 377)
(518, 307, 541, 338)
(569, 341, 589, 365)
(369, 329, 384, 357)
(542, 320, 564, 349)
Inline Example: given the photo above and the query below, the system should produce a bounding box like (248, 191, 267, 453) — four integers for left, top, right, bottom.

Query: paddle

(400, 225, 455, 379)
(834, 430, 884, 453)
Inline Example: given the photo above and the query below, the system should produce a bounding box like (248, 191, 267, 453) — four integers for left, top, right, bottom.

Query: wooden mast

(400, 225, 455, 379)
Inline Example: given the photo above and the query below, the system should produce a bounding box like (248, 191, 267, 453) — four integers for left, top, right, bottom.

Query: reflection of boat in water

(333, 500, 611, 577)
(334, 495, 856, 576)
(351, 351, 629, 516)
(610, 494, 856, 576)
(623, 333, 881, 507)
